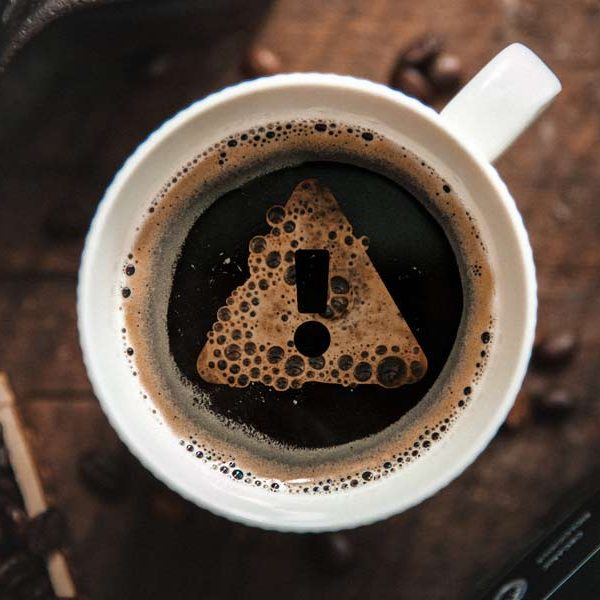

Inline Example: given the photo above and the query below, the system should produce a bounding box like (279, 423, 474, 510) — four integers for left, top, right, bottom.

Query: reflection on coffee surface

(121, 119, 494, 493)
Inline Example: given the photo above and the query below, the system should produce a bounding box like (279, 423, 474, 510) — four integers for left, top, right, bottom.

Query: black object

(295, 249, 329, 313)
(77, 448, 128, 500)
(478, 486, 600, 600)
(0, 426, 65, 596)
(294, 321, 331, 357)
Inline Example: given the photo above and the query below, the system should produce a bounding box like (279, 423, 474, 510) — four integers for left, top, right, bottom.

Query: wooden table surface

(0, 1, 599, 598)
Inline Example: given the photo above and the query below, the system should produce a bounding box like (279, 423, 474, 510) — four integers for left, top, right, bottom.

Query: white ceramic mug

(78, 44, 560, 531)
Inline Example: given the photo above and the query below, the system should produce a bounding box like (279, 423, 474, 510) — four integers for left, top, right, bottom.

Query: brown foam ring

(197, 178, 427, 391)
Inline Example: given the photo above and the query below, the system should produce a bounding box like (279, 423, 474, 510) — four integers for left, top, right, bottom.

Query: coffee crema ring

(197, 178, 428, 391)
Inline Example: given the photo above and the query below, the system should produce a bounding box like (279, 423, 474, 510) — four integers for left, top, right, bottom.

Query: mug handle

(439, 43, 561, 163)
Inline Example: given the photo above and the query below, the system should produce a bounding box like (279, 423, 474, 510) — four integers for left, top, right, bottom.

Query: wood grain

(0, 1, 599, 598)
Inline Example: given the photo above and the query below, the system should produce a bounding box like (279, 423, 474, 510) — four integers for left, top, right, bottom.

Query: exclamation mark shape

(293, 249, 332, 357)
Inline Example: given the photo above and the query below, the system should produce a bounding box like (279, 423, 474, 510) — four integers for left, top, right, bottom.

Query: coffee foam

(120, 119, 495, 494)
(196, 178, 427, 392)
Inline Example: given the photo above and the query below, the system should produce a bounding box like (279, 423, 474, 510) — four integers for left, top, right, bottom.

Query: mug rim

(78, 73, 536, 531)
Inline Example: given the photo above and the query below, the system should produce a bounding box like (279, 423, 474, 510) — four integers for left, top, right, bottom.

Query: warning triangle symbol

(197, 179, 427, 391)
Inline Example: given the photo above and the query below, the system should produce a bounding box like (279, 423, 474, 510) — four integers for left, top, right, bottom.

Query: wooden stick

(0, 373, 76, 598)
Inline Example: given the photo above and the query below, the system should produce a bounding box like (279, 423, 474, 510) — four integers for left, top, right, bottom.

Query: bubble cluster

(174, 354, 489, 494)
(197, 178, 427, 391)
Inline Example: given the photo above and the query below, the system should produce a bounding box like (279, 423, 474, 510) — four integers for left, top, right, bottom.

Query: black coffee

(167, 162, 462, 448)
(121, 118, 494, 492)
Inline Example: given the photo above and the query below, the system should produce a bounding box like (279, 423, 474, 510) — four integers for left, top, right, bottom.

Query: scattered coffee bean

(427, 53, 462, 91)
(391, 34, 464, 103)
(140, 53, 171, 81)
(310, 532, 356, 573)
(243, 46, 282, 77)
(78, 448, 128, 500)
(11, 571, 54, 598)
(3, 503, 29, 544)
(504, 388, 532, 430)
(534, 388, 576, 419)
(0, 423, 61, 597)
(399, 33, 442, 68)
(391, 66, 434, 102)
(533, 332, 578, 368)
(125, 48, 171, 81)
(26, 508, 67, 556)
(0, 552, 40, 591)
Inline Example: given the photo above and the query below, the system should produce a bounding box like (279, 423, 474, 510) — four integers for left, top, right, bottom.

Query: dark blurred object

(505, 375, 578, 429)
(398, 33, 442, 68)
(391, 66, 433, 103)
(309, 533, 356, 574)
(0, 424, 69, 597)
(2, 501, 29, 545)
(0, 552, 41, 592)
(242, 45, 282, 77)
(533, 332, 579, 369)
(504, 329, 581, 431)
(0, 0, 252, 73)
(428, 54, 462, 91)
(390, 33, 462, 103)
(77, 448, 128, 500)
(477, 485, 600, 600)
(127, 48, 172, 81)
(534, 388, 577, 419)
(26, 507, 68, 556)
(0, 0, 125, 69)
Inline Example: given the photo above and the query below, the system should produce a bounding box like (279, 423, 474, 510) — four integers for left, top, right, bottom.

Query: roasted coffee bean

(11, 572, 54, 599)
(127, 49, 171, 81)
(2, 503, 28, 545)
(399, 33, 442, 67)
(428, 53, 462, 91)
(242, 46, 282, 77)
(143, 53, 171, 80)
(310, 533, 355, 573)
(533, 332, 578, 368)
(27, 508, 67, 556)
(78, 449, 128, 500)
(0, 553, 39, 591)
(534, 388, 576, 419)
(391, 66, 434, 102)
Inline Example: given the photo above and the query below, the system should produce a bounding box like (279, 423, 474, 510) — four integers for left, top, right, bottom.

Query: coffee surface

(169, 162, 462, 448)
(120, 118, 494, 492)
